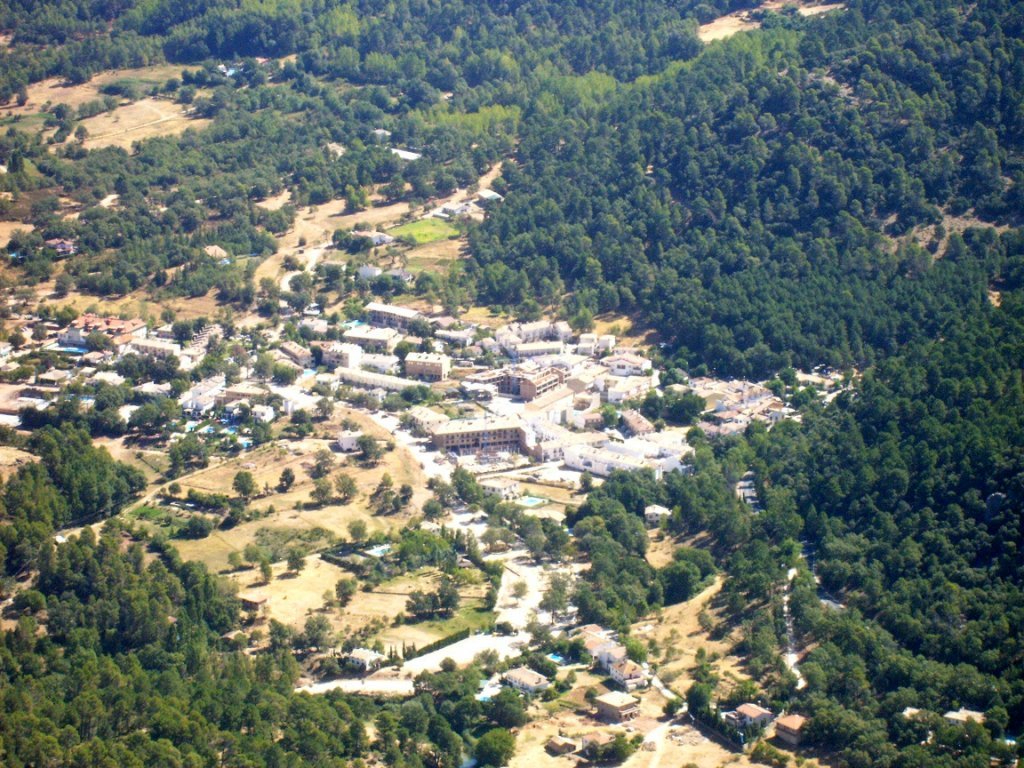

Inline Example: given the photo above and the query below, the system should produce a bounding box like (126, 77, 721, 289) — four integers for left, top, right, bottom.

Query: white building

(337, 430, 362, 452)
(480, 477, 522, 501)
(348, 648, 387, 672)
(322, 341, 364, 369)
(251, 404, 276, 423)
(609, 659, 647, 691)
(503, 666, 550, 695)
(604, 352, 652, 377)
(644, 504, 672, 528)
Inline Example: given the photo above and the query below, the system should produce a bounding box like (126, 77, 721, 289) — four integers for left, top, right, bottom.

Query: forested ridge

(0, 0, 1023, 766)
(469, 0, 1023, 375)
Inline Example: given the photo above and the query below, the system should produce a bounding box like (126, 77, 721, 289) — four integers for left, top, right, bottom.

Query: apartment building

(430, 417, 526, 455)
(365, 301, 422, 330)
(404, 352, 451, 381)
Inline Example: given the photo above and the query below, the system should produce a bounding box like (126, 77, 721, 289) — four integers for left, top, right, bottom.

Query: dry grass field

(0, 65, 189, 118)
(0, 445, 37, 481)
(0, 221, 33, 248)
(164, 405, 430, 573)
(633, 576, 750, 698)
(74, 97, 210, 151)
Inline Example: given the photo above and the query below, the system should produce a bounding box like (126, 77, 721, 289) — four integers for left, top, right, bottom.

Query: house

(545, 735, 577, 755)
(46, 238, 78, 256)
(348, 648, 387, 672)
(239, 594, 268, 612)
(251, 404, 276, 423)
(480, 477, 522, 501)
(353, 231, 395, 247)
(279, 341, 313, 368)
(621, 409, 654, 436)
(599, 373, 659, 404)
(477, 189, 504, 205)
(944, 708, 986, 726)
(58, 314, 147, 349)
(384, 268, 414, 284)
(301, 317, 329, 335)
(337, 430, 361, 452)
(594, 691, 640, 722)
(134, 381, 172, 399)
(644, 504, 672, 528)
(357, 264, 383, 280)
(604, 353, 652, 377)
(723, 703, 774, 729)
(595, 642, 629, 670)
(581, 732, 615, 756)
(37, 369, 71, 385)
(774, 714, 807, 746)
(609, 659, 647, 691)
(503, 666, 550, 695)
(405, 352, 451, 381)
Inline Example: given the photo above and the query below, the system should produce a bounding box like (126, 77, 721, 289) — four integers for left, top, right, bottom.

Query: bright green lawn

(388, 217, 459, 244)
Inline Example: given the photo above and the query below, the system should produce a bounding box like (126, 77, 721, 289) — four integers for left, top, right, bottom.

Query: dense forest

(0, 0, 1022, 766)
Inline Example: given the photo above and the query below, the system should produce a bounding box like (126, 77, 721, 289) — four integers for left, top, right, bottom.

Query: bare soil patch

(699, 1, 845, 42)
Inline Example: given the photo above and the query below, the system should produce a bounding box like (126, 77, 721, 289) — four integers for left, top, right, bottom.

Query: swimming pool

(517, 496, 547, 508)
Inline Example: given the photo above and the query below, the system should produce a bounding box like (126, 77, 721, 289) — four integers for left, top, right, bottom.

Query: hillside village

(0, 255, 845, 766)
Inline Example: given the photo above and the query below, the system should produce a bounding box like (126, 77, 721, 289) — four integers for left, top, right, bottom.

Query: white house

(604, 353, 652, 377)
(609, 659, 647, 691)
(337, 430, 361, 452)
(251, 404, 276, 423)
(644, 504, 672, 528)
(348, 648, 387, 672)
(503, 666, 550, 695)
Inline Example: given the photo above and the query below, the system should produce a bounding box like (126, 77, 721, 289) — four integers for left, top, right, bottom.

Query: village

(0, 241, 848, 768)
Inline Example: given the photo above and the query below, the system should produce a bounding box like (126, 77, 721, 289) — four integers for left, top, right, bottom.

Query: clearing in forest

(71, 97, 210, 150)
(698, 1, 845, 43)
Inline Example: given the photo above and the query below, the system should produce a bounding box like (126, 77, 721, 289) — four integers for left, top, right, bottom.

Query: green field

(388, 217, 459, 244)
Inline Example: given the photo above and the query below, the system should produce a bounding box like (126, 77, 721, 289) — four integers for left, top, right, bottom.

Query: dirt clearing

(0, 221, 33, 248)
(699, 1, 845, 42)
(72, 98, 210, 150)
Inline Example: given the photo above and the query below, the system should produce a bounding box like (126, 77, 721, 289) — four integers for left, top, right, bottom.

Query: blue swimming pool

(517, 496, 547, 508)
